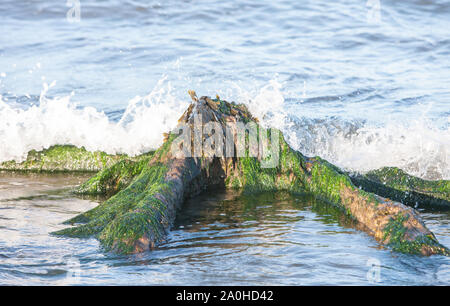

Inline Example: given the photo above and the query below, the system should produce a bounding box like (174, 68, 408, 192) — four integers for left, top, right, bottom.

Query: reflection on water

(0, 173, 449, 285)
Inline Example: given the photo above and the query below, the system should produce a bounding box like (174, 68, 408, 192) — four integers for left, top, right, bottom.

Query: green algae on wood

(351, 167, 450, 209)
(382, 212, 449, 256)
(54, 161, 172, 253)
(0, 145, 125, 173)
(52, 93, 449, 256)
(74, 152, 155, 196)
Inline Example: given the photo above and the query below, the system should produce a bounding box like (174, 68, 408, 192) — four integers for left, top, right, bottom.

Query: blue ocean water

(0, 0, 449, 285)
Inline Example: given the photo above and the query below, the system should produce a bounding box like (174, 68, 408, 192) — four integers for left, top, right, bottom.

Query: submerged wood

(350, 167, 450, 209)
(4, 95, 448, 256)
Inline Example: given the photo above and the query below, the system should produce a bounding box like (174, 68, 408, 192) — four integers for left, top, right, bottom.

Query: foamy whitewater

(0, 76, 190, 160)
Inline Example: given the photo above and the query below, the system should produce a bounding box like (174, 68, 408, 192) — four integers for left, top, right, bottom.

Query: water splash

(0, 78, 448, 180)
(233, 81, 450, 180)
(285, 117, 449, 180)
(0, 76, 187, 163)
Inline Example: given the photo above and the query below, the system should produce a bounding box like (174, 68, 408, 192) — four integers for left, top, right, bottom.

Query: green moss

(367, 167, 449, 198)
(383, 213, 408, 242)
(231, 177, 241, 190)
(382, 213, 450, 256)
(52, 161, 171, 253)
(352, 167, 450, 208)
(225, 129, 307, 194)
(238, 157, 272, 192)
(99, 203, 165, 254)
(0, 145, 126, 172)
(308, 159, 354, 206)
(75, 152, 154, 196)
(232, 130, 278, 193)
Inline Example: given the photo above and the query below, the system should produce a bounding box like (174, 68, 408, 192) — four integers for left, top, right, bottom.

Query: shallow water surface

(0, 173, 449, 285)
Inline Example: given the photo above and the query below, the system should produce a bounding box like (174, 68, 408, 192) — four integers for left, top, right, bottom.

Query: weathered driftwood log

(44, 94, 448, 256)
(350, 167, 450, 209)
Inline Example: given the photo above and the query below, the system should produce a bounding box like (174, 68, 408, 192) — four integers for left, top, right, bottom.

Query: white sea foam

(285, 117, 450, 180)
(0, 78, 448, 180)
(234, 81, 450, 180)
(0, 76, 188, 163)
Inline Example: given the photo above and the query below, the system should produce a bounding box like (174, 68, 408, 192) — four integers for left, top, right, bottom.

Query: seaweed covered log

(51, 93, 449, 256)
(350, 167, 450, 209)
(0, 145, 126, 172)
(53, 138, 221, 253)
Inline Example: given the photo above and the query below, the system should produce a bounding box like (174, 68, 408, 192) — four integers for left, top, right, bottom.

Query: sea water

(0, 0, 449, 285)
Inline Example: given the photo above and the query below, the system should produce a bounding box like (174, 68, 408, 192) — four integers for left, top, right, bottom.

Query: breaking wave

(0, 78, 448, 180)
(0, 77, 188, 162)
